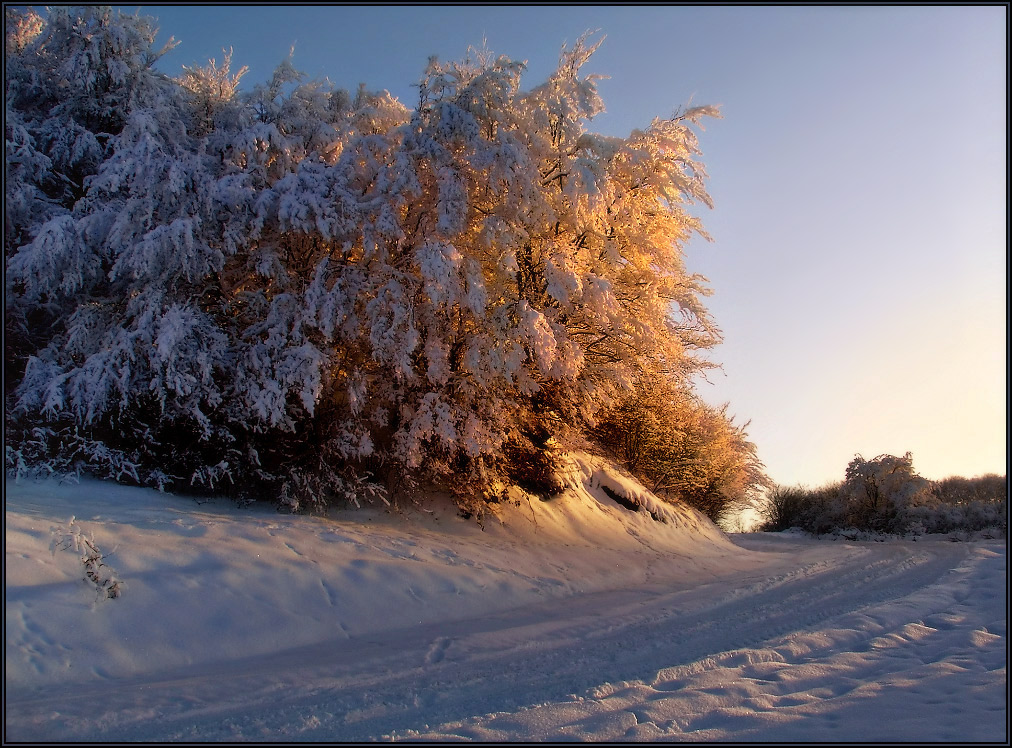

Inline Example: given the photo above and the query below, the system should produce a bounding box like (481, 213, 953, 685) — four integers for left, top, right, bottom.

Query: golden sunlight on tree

(595, 375, 771, 528)
(5, 8, 767, 522)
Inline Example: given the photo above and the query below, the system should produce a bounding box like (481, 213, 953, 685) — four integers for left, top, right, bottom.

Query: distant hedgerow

(757, 453, 1006, 538)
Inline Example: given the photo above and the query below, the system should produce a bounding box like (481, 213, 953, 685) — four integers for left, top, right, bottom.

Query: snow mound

(5, 454, 744, 693)
(494, 450, 734, 551)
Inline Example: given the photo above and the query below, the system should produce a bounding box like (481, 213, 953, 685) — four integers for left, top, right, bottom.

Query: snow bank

(5, 453, 741, 692)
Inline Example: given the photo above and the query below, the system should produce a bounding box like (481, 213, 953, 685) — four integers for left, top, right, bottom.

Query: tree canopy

(6, 7, 765, 521)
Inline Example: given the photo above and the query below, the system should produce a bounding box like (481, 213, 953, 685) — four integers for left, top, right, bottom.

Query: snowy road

(7, 528, 1004, 742)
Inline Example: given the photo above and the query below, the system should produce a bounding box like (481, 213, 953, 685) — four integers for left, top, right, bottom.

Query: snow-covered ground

(5, 453, 1006, 742)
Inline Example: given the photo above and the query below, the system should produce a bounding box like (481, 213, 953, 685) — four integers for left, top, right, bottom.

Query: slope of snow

(5, 454, 1006, 742)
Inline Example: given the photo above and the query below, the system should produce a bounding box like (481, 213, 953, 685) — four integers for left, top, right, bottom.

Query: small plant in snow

(50, 517, 122, 600)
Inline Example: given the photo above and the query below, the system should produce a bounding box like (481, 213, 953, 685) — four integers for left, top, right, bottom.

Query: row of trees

(5, 7, 767, 524)
(758, 453, 1006, 537)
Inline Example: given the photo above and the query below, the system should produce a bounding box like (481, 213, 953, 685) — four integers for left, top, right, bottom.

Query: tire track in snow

(4, 538, 981, 742)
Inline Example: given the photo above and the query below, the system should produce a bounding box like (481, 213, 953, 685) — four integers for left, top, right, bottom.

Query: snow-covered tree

(839, 452, 935, 533)
(595, 375, 771, 527)
(6, 9, 732, 517)
(5, 6, 236, 487)
(176, 47, 248, 137)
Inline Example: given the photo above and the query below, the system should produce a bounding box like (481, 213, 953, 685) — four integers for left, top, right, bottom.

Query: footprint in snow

(425, 637, 452, 664)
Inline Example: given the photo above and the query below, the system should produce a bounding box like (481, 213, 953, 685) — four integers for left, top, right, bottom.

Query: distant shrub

(839, 453, 935, 534)
(910, 473, 1006, 535)
(755, 485, 804, 532)
(934, 474, 1007, 506)
(758, 482, 842, 534)
(757, 453, 1006, 539)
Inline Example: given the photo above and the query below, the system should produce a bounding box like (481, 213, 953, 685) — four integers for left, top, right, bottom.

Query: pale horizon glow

(109, 5, 1006, 487)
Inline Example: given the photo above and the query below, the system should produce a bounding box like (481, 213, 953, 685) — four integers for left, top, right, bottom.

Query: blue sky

(118, 5, 1005, 487)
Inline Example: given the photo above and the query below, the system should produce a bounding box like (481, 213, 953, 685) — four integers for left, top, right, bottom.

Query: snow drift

(5, 453, 741, 690)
